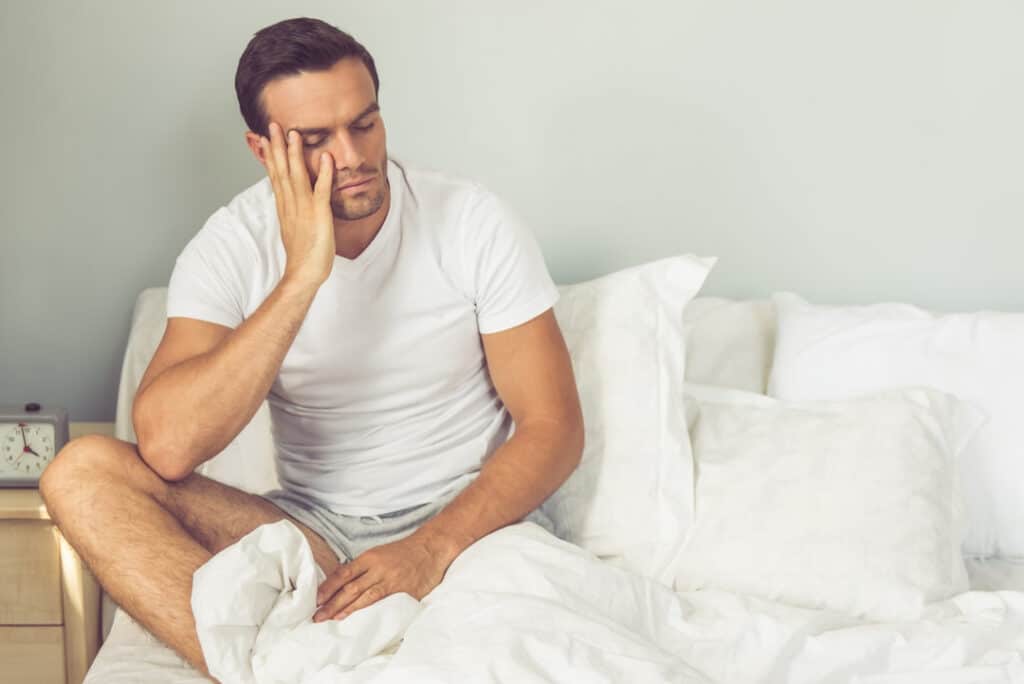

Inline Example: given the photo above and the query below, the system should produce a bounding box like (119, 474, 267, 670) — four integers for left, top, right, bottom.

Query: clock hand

(19, 425, 39, 456)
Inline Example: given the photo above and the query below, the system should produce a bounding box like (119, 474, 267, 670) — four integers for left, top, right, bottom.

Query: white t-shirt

(166, 157, 559, 515)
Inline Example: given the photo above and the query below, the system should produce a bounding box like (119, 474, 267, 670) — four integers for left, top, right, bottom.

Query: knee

(40, 435, 138, 517)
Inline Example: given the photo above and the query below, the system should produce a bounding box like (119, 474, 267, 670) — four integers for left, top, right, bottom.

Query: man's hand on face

(313, 533, 452, 622)
(261, 120, 337, 290)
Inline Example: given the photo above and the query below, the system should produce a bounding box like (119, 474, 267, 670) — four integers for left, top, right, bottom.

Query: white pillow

(672, 384, 983, 622)
(682, 297, 776, 393)
(541, 255, 716, 583)
(768, 291, 1024, 559)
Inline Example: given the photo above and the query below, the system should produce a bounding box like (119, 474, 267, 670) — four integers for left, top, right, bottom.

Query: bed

(84, 280, 1024, 683)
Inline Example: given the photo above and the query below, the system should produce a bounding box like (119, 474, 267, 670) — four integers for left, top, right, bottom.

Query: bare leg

(39, 435, 342, 680)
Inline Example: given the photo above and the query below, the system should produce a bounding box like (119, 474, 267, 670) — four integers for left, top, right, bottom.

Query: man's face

(259, 57, 387, 221)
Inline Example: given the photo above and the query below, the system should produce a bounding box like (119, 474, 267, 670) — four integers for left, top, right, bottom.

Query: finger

(316, 561, 359, 606)
(314, 578, 373, 622)
(334, 584, 389, 621)
(268, 122, 294, 206)
(261, 138, 286, 215)
(286, 129, 310, 194)
(312, 152, 334, 203)
(316, 560, 366, 606)
(261, 137, 277, 184)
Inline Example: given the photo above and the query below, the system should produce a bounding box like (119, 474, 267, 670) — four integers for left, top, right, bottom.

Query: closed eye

(303, 123, 374, 146)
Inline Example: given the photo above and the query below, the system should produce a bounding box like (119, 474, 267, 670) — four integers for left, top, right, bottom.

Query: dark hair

(235, 17, 379, 137)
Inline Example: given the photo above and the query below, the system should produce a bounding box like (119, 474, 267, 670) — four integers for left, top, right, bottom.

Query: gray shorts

(262, 482, 556, 562)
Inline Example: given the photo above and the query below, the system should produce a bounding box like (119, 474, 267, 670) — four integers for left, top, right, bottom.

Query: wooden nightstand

(0, 429, 105, 684)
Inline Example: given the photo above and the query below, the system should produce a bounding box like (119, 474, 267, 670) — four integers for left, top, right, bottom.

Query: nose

(325, 130, 367, 176)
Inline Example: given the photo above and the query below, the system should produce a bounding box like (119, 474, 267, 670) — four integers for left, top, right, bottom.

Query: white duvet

(182, 520, 1024, 684)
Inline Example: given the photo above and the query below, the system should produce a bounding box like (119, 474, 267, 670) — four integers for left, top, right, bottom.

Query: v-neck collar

(329, 158, 402, 279)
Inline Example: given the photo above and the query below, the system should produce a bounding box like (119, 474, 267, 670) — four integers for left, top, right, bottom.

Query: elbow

(132, 399, 195, 482)
(153, 455, 195, 483)
(137, 438, 195, 482)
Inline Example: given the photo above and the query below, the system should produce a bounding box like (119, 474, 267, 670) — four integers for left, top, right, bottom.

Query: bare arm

(132, 277, 319, 480)
(411, 308, 584, 559)
(134, 122, 337, 480)
(312, 309, 584, 622)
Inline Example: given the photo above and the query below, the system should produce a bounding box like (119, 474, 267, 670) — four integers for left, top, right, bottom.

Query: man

(40, 17, 583, 679)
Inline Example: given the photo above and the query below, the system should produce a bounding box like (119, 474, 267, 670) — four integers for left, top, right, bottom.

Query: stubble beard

(330, 184, 386, 221)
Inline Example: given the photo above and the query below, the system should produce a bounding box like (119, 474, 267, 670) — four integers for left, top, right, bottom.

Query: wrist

(278, 271, 323, 298)
(413, 524, 470, 567)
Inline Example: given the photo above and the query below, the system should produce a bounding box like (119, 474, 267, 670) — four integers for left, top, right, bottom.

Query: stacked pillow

(542, 255, 716, 584)
(767, 292, 1024, 560)
(641, 285, 1017, 621)
(672, 383, 982, 621)
(544, 261, 1002, 622)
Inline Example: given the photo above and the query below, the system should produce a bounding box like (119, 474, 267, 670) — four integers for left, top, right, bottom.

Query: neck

(333, 178, 391, 260)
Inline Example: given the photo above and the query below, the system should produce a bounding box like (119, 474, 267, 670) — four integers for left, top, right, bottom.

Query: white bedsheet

(87, 521, 1024, 684)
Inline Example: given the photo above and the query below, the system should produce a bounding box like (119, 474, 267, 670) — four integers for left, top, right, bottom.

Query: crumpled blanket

(192, 520, 1024, 684)
(191, 519, 419, 683)
(191, 519, 710, 683)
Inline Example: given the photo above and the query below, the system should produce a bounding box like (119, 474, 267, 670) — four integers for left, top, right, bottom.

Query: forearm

(412, 420, 583, 565)
(133, 276, 319, 479)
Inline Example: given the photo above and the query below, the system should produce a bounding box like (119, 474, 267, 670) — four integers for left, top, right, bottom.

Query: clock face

(1, 422, 56, 477)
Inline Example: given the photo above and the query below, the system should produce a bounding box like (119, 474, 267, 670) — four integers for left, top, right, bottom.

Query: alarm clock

(0, 403, 69, 487)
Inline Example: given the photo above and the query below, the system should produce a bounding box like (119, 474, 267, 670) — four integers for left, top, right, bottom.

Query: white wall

(3, 1, 1022, 420)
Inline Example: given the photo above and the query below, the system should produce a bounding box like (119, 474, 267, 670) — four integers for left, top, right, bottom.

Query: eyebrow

(291, 103, 380, 136)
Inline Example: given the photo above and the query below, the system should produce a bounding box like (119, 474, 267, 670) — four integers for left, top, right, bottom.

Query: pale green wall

(3, 1, 1022, 421)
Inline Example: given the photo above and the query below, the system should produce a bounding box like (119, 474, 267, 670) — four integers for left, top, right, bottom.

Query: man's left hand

(313, 532, 454, 622)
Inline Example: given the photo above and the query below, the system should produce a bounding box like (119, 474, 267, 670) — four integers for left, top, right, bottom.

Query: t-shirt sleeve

(460, 186, 560, 335)
(165, 209, 254, 329)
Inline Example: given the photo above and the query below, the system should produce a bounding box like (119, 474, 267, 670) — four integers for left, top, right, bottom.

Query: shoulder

(168, 179, 276, 322)
(221, 177, 276, 242)
(183, 177, 272, 262)
(391, 157, 494, 230)
(396, 159, 540, 263)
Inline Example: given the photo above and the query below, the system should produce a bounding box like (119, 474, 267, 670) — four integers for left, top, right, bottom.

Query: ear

(244, 131, 267, 166)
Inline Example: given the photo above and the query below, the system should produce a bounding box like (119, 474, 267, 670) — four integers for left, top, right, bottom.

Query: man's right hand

(261, 121, 336, 289)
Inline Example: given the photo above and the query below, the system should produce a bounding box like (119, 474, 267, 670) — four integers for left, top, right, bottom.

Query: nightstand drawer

(0, 626, 66, 683)
(0, 520, 63, 625)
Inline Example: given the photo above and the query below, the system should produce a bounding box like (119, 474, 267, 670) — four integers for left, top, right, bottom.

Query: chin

(331, 191, 385, 221)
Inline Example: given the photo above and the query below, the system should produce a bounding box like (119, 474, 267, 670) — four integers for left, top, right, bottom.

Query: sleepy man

(40, 17, 583, 679)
